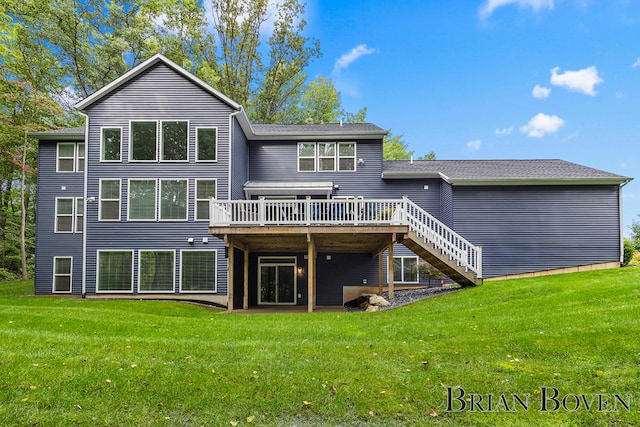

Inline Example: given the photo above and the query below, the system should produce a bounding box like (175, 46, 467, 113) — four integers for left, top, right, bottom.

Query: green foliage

(418, 260, 444, 285)
(1, 269, 639, 425)
(629, 214, 640, 252)
(623, 238, 635, 265)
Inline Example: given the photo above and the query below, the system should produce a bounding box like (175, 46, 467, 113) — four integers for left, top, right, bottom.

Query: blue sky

(301, 0, 640, 235)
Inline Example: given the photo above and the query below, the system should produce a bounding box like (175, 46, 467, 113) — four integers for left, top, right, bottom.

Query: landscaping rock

(365, 305, 379, 312)
(368, 295, 390, 307)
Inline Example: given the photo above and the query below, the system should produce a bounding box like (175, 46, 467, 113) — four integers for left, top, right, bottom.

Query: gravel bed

(345, 285, 463, 312)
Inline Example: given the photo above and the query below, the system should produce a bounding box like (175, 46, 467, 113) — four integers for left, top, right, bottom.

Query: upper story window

(161, 121, 188, 161)
(130, 121, 157, 161)
(130, 120, 189, 162)
(128, 179, 157, 221)
(195, 179, 217, 221)
(99, 179, 121, 221)
(57, 142, 84, 173)
(55, 197, 83, 233)
(160, 179, 188, 221)
(196, 127, 217, 161)
(101, 127, 122, 162)
(298, 142, 356, 172)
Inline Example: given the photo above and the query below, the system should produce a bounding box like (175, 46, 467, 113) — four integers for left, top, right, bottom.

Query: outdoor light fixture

(358, 158, 365, 165)
(187, 237, 194, 244)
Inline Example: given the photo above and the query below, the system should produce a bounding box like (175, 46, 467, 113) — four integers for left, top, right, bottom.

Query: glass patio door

(258, 257, 297, 305)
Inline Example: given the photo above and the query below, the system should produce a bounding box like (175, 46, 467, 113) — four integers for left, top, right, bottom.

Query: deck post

(378, 251, 383, 295)
(388, 240, 394, 299)
(227, 244, 234, 312)
(243, 248, 249, 310)
(307, 236, 316, 313)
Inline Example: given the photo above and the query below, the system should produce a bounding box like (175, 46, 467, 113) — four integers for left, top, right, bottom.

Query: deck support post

(227, 244, 234, 312)
(307, 235, 316, 313)
(378, 251, 383, 295)
(243, 248, 249, 310)
(388, 239, 394, 299)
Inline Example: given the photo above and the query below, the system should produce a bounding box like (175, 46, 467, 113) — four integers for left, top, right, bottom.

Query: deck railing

(210, 197, 482, 278)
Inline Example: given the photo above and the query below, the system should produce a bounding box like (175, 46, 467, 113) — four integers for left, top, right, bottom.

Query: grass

(1, 268, 639, 426)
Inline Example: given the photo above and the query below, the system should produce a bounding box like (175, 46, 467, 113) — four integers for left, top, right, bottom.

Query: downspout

(79, 112, 89, 298)
(619, 180, 631, 264)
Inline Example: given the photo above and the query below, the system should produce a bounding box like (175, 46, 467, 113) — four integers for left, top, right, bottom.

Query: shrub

(623, 238, 634, 265)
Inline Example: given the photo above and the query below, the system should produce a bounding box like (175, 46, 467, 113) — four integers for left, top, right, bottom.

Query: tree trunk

(20, 129, 28, 280)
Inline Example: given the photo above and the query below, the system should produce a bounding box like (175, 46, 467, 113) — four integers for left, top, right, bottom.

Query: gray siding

(34, 141, 84, 294)
(231, 117, 248, 200)
(82, 62, 237, 295)
(452, 185, 622, 277)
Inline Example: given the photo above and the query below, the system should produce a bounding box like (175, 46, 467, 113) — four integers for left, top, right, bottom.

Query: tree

(629, 214, 640, 252)
(383, 131, 436, 161)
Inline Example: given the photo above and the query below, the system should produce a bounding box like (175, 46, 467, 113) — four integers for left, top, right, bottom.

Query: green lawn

(1, 268, 639, 426)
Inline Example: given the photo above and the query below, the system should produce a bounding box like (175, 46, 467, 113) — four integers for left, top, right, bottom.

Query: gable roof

(382, 159, 632, 185)
(74, 54, 241, 111)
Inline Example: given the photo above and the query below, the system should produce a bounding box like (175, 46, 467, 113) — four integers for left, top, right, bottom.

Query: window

(57, 142, 84, 172)
(77, 143, 85, 171)
(196, 179, 217, 220)
(101, 127, 122, 161)
(130, 121, 157, 161)
(139, 251, 175, 292)
(97, 250, 133, 292)
(55, 197, 83, 233)
(196, 127, 217, 161)
(161, 120, 188, 161)
(160, 179, 187, 221)
(100, 179, 121, 221)
(318, 143, 336, 171)
(338, 143, 356, 171)
(53, 257, 72, 293)
(393, 256, 418, 283)
(128, 179, 157, 220)
(181, 250, 217, 292)
(298, 143, 316, 171)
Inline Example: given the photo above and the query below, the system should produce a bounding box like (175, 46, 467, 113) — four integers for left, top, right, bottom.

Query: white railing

(210, 197, 482, 278)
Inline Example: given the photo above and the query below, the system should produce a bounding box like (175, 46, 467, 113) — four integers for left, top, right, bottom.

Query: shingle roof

(382, 159, 631, 185)
(252, 123, 386, 134)
(28, 127, 85, 140)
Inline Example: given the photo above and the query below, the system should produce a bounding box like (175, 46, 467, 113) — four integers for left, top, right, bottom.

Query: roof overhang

(244, 181, 334, 198)
(27, 130, 85, 141)
(75, 54, 242, 111)
(381, 171, 632, 186)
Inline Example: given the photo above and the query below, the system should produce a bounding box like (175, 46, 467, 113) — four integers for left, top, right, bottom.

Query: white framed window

(318, 143, 336, 171)
(180, 250, 217, 292)
(97, 250, 133, 292)
(298, 143, 316, 171)
(101, 127, 122, 162)
(160, 179, 188, 221)
(53, 256, 72, 293)
(99, 179, 121, 221)
(338, 143, 356, 171)
(138, 250, 175, 293)
(195, 179, 217, 221)
(128, 179, 157, 221)
(393, 256, 419, 283)
(57, 142, 84, 173)
(55, 197, 83, 233)
(130, 120, 158, 161)
(161, 120, 188, 161)
(196, 127, 217, 161)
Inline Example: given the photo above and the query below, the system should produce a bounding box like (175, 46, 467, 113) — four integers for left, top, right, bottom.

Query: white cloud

(520, 113, 564, 138)
(632, 58, 640, 68)
(466, 139, 482, 151)
(479, 0, 554, 18)
(550, 66, 603, 96)
(495, 126, 514, 136)
(333, 44, 376, 75)
(532, 84, 551, 99)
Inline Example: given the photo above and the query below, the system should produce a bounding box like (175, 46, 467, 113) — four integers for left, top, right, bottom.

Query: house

(31, 54, 632, 312)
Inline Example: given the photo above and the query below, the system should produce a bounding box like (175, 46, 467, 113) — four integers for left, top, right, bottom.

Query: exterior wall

(230, 117, 248, 200)
(34, 141, 84, 294)
(452, 185, 622, 278)
(81, 62, 237, 295)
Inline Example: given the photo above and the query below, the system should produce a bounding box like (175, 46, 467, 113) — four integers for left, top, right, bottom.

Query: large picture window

(196, 179, 217, 221)
(161, 120, 188, 161)
(196, 127, 217, 161)
(97, 250, 133, 292)
(128, 179, 157, 220)
(181, 250, 217, 292)
(100, 179, 121, 221)
(160, 179, 188, 221)
(101, 127, 122, 161)
(53, 257, 72, 293)
(130, 121, 157, 161)
(139, 251, 175, 292)
(393, 256, 419, 283)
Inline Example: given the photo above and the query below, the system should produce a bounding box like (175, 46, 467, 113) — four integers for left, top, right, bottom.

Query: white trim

(54, 197, 74, 233)
(99, 178, 121, 221)
(76, 142, 85, 172)
(56, 142, 78, 173)
(160, 119, 189, 162)
(195, 126, 218, 162)
(297, 142, 317, 172)
(318, 142, 336, 172)
(195, 179, 217, 221)
(159, 179, 188, 221)
(75, 197, 84, 233)
(129, 120, 158, 162)
(96, 250, 134, 293)
(52, 256, 73, 293)
(337, 142, 357, 172)
(137, 250, 176, 293)
(257, 256, 298, 305)
(127, 178, 158, 221)
(179, 249, 218, 293)
(100, 126, 123, 162)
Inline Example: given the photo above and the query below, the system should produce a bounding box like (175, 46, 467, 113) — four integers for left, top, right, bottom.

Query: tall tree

(383, 131, 436, 161)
